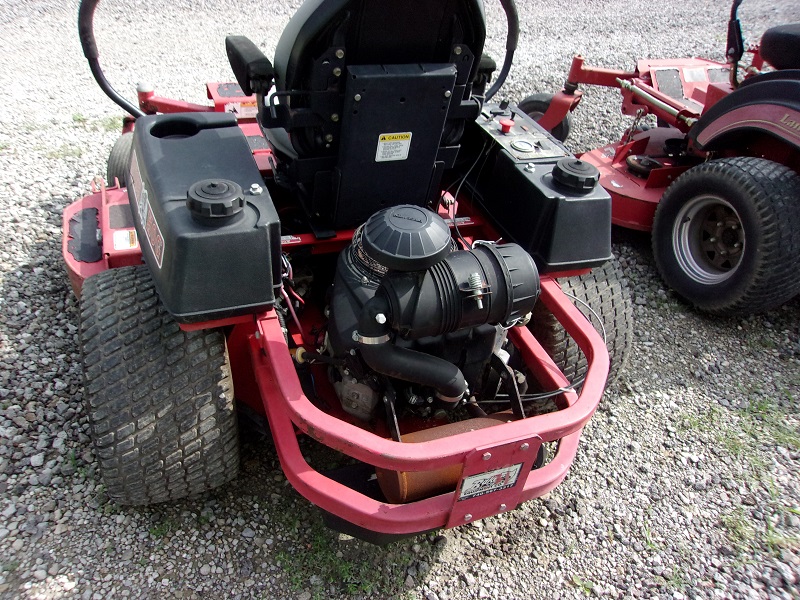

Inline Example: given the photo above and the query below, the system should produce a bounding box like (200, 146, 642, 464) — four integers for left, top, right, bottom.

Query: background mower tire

(652, 157, 800, 316)
(106, 132, 133, 187)
(518, 93, 572, 143)
(80, 265, 239, 506)
(529, 257, 632, 385)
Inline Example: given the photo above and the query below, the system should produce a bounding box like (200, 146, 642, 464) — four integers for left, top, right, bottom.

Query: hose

(484, 0, 520, 102)
(356, 296, 467, 404)
(78, 0, 146, 118)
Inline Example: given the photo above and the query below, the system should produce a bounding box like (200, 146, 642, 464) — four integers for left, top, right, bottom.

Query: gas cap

(186, 179, 245, 221)
(552, 158, 600, 192)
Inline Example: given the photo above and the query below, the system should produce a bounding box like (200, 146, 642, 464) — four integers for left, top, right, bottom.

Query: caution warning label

(375, 132, 412, 162)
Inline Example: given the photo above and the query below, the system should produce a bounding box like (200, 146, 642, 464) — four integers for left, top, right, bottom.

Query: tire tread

(80, 265, 239, 506)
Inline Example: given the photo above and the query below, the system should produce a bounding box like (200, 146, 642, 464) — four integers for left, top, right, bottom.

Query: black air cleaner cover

(129, 113, 281, 324)
(362, 205, 452, 271)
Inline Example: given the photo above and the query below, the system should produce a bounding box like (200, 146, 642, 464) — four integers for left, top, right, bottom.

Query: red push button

(499, 119, 514, 134)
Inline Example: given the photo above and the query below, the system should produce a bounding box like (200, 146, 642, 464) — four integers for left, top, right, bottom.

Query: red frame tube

(250, 277, 609, 534)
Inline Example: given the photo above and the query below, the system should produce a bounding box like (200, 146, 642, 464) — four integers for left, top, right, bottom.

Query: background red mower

(63, 0, 632, 542)
(530, 0, 800, 316)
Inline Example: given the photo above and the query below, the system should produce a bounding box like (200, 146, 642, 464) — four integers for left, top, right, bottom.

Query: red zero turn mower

(530, 0, 800, 316)
(63, 0, 632, 542)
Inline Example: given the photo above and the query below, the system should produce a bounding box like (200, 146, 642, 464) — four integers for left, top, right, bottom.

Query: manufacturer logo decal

(779, 113, 800, 133)
(459, 463, 523, 500)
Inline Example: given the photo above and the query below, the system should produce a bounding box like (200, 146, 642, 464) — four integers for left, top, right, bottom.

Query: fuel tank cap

(186, 179, 245, 221)
(552, 158, 600, 192)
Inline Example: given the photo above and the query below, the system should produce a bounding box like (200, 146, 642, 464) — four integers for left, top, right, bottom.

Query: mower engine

(326, 205, 539, 422)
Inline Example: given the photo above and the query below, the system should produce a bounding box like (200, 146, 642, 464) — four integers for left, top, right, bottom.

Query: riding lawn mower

(63, 0, 632, 542)
(530, 0, 800, 316)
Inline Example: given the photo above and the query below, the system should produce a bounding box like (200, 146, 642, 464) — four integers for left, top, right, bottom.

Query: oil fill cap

(187, 179, 245, 220)
(552, 158, 600, 192)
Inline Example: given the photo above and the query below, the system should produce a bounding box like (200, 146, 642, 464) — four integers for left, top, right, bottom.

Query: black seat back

(263, 0, 488, 230)
(760, 23, 800, 71)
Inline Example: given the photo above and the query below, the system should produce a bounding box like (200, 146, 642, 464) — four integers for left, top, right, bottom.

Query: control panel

(475, 105, 569, 162)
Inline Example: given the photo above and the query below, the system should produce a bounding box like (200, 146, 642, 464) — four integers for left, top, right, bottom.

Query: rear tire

(529, 257, 633, 385)
(518, 93, 572, 143)
(106, 132, 133, 187)
(652, 157, 800, 315)
(80, 265, 239, 505)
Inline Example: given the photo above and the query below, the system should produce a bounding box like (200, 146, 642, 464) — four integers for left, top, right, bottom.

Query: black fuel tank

(128, 112, 281, 324)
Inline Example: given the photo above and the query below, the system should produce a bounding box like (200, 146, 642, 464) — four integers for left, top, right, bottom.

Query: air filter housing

(362, 205, 452, 271)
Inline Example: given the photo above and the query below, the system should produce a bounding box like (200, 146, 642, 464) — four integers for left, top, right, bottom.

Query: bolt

(335, 49, 344, 59)
(444, 90, 452, 98)
(464, 513, 472, 521)
(520, 443, 529, 451)
(331, 113, 339, 122)
(709, 237, 717, 243)
(350, 402, 359, 409)
(351, 331, 359, 341)
(717, 221, 723, 227)
(254, 331, 261, 340)
(720, 250, 728, 256)
(361, 276, 369, 285)
(482, 452, 492, 461)
(375, 313, 387, 324)
(454, 46, 463, 55)
(354, 94, 362, 102)
(325, 134, 334, 143)
(249, 183, 263, 195)
(731, 224, 739, 230)
(733, 242, 741, 248)
(499, 504, 507, 511)
(333, 67, 342, 77)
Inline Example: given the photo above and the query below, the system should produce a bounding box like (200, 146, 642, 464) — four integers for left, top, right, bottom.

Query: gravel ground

(1, 1, 799, 598)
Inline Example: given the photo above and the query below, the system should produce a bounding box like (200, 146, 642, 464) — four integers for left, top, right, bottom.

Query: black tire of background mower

(652, 157, 800, 316)
(80, 265, 239, 505)
(105, 132, 133, 187)
(529, 257, 632, 385)
(518, 93, 572, 143)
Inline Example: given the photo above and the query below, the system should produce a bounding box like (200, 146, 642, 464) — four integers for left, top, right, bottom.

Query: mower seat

(760, 23, 800, 71)
(260, 0, 489, 230)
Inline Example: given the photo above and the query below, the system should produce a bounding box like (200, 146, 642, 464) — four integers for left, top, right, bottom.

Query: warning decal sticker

(112, 229, 138, 251)
(129, 150, 164, 269)
(143, 199, 165, 269)
(375, 132, 412, 162)
(225, 101, 258, 119)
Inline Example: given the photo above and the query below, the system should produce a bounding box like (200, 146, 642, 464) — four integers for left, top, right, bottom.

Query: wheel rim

(672, 195, 745, 285)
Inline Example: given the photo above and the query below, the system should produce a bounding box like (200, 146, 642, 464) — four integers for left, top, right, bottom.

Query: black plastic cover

(225, 35, 274, 96)
(760, 23, 800, 71)
(470, 105, 612, 272)
(329, 63, 457, 228)
(362, 205, 452, 271)
(129, 113, 281, 323)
